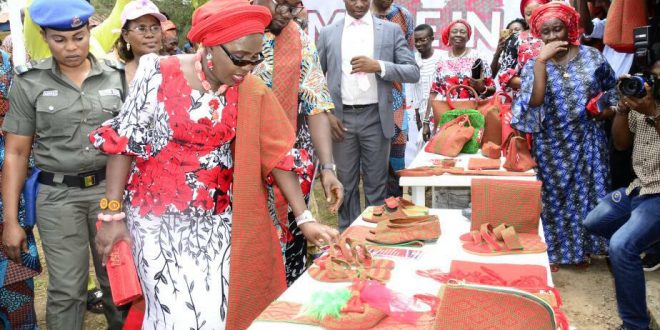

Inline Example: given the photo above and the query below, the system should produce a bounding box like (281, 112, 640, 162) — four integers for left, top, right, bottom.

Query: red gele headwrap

(187, 0, 272, 47)
(441, 19, 472, 47)
(530, 2, 581, 46)
(520, 0, 550, 17)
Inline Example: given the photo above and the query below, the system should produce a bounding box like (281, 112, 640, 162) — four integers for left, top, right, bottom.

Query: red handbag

(482, 141, 502, 159)
(503, 133, 537, 172)
(96, 222, 142, 306)
(424, 114, 475, 157)
(481, 92, 512, 146)
(431, 85, 491, 129)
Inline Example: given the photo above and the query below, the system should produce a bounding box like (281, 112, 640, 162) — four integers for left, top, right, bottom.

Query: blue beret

(30, 0, 95, 31)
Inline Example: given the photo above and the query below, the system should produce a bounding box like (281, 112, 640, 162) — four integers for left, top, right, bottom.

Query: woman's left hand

(299, 222, 340, 247)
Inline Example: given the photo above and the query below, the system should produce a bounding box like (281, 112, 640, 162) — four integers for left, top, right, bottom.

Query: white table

(400, 148, 539, 206)
(249, 209, 552, 329)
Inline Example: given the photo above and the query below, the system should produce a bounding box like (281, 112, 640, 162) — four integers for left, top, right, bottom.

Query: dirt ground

(31, 182, 659, 329)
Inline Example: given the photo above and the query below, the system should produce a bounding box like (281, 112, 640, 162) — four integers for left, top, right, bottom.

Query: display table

(400, 149, 539, 206)
(249, 209, 552, 329)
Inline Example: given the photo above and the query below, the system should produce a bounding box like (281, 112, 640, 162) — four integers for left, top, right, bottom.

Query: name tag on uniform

(98, 89, 121, 97)
(42, 90, 58, 97)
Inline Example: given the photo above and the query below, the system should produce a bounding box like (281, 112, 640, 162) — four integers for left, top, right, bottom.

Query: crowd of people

(0, 0, 657, 329)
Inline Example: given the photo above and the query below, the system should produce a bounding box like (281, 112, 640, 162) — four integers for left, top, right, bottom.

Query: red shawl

(229, 74, 296, 329)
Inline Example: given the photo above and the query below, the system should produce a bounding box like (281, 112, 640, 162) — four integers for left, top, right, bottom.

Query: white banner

(304, 0, 523, 59)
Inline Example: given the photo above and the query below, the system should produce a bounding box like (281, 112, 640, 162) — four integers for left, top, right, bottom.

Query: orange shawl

(271, 21, 303, 229)
(229, 74, 296, 329)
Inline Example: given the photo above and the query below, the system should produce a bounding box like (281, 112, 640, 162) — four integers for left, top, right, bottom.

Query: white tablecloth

(249, 209, 552, 329)
(399, 148, 539, 206)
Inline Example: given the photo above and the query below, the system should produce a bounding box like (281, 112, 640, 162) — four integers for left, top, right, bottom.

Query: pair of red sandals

(460, 223, 547, 256)
(308, 237, 395, 283)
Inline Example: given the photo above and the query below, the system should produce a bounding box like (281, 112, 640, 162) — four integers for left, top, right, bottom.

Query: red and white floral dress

(90, 54, 310, 329)
(430, 49, 495, 102)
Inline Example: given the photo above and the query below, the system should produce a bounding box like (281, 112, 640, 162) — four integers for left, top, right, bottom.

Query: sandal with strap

(362, 197, 429, 223)
(314, 238, 395, 270)
(462, 223, 547, 256)
(308, 257, 392, 283)
(348, 239, 395, 270)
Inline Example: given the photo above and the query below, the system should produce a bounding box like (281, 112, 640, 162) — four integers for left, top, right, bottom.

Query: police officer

(1, 0, 126, 328)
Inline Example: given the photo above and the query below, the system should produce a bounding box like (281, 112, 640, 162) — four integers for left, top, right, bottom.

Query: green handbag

(438, 109, 485, 154)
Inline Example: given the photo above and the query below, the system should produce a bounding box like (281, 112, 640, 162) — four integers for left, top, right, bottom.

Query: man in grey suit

(317, 0, 419, 230)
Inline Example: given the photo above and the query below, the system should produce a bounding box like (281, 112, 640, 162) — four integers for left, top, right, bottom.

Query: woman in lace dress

(91, 1, 339, 329)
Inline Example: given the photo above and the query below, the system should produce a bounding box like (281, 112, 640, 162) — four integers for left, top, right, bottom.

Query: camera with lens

(618, 73, 657, 98)
(618, 21, 660, 100)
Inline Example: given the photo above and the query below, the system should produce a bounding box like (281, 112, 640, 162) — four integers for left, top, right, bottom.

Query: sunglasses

(218, 44, 265, 67)
(271, 0, 305, 16)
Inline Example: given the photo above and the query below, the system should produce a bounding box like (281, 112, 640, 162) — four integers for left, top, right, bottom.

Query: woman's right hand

(537, 41, 569, 63)
(2, 221, 27, 263)
(95, 219, 132, 266)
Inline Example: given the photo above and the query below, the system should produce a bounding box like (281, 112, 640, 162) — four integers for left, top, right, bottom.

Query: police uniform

(2, 0, 126, 328)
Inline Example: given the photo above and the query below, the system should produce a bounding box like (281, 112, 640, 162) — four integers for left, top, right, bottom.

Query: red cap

(187, 0, 272, 47)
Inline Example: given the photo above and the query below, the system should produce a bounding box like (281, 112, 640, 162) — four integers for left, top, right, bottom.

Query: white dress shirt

(340, 12, 385, 105)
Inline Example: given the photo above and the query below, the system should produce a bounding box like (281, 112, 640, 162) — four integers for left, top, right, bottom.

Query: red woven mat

(471, 179, 542, 234)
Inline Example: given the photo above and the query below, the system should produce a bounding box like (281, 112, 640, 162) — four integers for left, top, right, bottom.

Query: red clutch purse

(96, 222, 142, 306)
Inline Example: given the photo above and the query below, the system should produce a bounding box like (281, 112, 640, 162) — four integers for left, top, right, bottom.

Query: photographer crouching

(584, 37, 660, 330)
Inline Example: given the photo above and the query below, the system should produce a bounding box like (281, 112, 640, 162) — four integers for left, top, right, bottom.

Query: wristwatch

(321, 163, 336, 174)
(645, 112, 660, 127)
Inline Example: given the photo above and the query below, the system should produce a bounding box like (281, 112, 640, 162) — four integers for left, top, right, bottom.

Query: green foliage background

(91, 0, 206, 44)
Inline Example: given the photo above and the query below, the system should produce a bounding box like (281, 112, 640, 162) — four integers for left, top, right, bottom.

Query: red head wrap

(520, 0, 550, 17)
(530, 2, 581, 46)
(187, 0, 272, 47)
(441, 19, 472, 47)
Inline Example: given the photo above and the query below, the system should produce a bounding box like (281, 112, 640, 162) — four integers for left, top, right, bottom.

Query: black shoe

(614, 324, 630, 330)
(86, 288, 105, 314)
(642, 253, 660, 272)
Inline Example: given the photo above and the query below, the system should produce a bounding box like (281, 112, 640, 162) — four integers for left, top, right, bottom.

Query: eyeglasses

(271, 0, 305, 16)
(218, 44, 265, 67)
(125, 25, 162, 35)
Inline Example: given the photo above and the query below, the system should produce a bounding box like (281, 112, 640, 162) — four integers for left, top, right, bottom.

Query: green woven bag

(438, 109, 485, 154)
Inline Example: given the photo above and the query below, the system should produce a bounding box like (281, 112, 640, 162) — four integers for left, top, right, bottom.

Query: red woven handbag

(431, 85, 491, 125)
(481, 92, 512, 146)
(470, 179, 542, 234)
(424, 114, 475, 157)
(503, 132, 537, 172)
(481, 141, 502, 159)
(433, 283, 558, 330)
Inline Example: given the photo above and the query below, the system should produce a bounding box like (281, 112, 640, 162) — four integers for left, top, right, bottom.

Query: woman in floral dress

(423, 19, 495, 209)
(91, 1, 339, 329)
